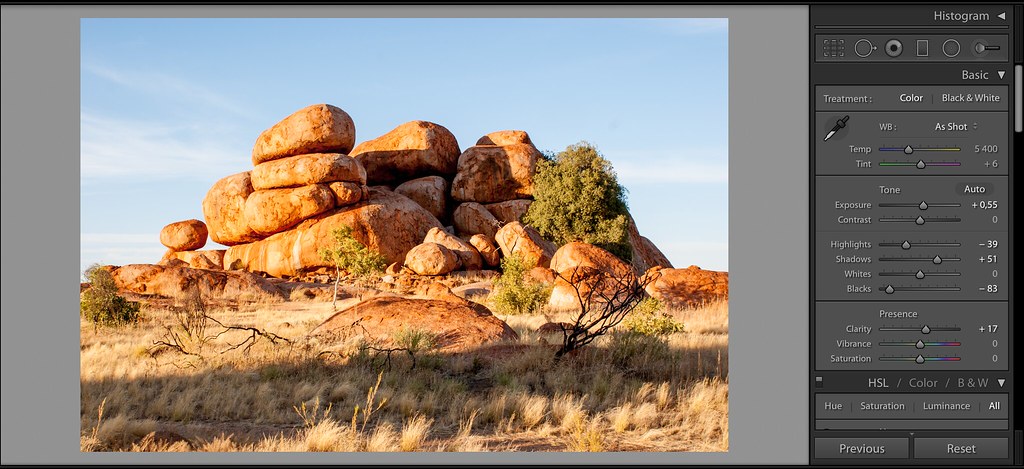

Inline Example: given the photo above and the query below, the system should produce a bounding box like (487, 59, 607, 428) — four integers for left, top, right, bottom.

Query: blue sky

(81, 18, 728, 274)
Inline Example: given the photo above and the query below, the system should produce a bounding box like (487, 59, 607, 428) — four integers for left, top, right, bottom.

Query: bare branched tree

(151, 283, 291, 359)
(554, 266, 655, 358)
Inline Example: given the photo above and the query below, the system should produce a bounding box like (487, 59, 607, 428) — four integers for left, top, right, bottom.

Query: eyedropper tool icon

(823, 115, 849, 142)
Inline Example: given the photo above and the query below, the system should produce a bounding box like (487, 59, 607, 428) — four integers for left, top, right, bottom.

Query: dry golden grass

(81, 296, 728, 452)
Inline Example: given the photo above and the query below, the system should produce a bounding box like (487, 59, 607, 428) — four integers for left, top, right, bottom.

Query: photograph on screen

(79, 17, 729, 452)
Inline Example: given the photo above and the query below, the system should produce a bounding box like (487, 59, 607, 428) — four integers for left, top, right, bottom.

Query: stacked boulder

(158, 219, 225, 270)
(146, 103, 676, 282)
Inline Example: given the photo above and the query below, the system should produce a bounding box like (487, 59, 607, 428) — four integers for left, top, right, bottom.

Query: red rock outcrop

(224, 188, 442, 277)
(110, 264, 284, 302)
(308, 295, 518, 352)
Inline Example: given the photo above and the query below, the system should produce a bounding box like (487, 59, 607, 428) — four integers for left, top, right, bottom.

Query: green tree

(523, 141, 632, 262)
(80, 264, 140, 328)
(491, 253, 552, 316)
(319, 226, 387, 309)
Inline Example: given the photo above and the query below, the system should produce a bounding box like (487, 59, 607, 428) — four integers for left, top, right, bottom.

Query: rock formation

(251, 104, 356, 165)
(644, 265, 729, 309)
(159, 219, 208, 251)
(308, 295, 519, 352)
(350, 120, 460, 184)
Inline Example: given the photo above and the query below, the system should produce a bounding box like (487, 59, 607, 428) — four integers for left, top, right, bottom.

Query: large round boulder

(202, 171, 263, 246)
(547, 242, 634, 310)
(451, 143, 541, 204)
(476, 130, 533, 146)
(160, 219, 208, 251)
(404, 242, 459, 276)
(452, 202, 501, 239)
(494, 221, 556, 269)
(423, 227, 482, 271)
(395, 176, 447, 221)
(643, 265, 728, 309)
(224, 188, 442, 278)
(350, 121, 461, 184)
(252, 104, 356, 165)
(549, 241, 633, 277)
(308, 295, 519, 353)
(250, 153, 366, 190)
(485, 199, 532, 224)
(243, 184, 336, 236)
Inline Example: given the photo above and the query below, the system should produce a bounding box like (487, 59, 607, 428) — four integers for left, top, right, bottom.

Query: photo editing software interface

(2, 2, 1024, 467)
(810, 4, 1019, 465)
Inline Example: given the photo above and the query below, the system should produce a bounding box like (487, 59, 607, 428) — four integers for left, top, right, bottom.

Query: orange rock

(202, 171, 263, 246)
(485, 199, 533, 224)
(350, 120, 460, 184)
(309, 295, 518, 353)
(526, 266, 556, 285)
(328, 182, 366, 207)
(644, 265, 728, 309)
(159, 219, 208, 251)
(453, 202, 501, 239)
(469, 234, 500, 267)
(547, 242, 634, 310)
(494, 221, 556, 269)
(395, 176, 448, 220)
(243, 184, 336, 236)
(451, 143, 541, 203)
(404, 242, 459, 276)
(171, 250, 226, 270)
(224, 188, 442, 278)
(626, 215, 673, 273)
(252, 104, 356, 165)
(549, 242, 633, 277)
(250, 153, 366, 190)
(110, 264, 284, 302)
(424, 227, 482, 271)
(476, 130, 533, 146)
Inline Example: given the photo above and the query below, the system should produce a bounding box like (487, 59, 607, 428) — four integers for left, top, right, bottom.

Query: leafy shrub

(319, 226, 387, 279)
(319, 226, 387, 309)
(392, 326, 438, 355)
(621, 298, 684, 336)
(491, 253, 552, 316)
(80, 264, 140, 327)
(523, 141, 632, 262)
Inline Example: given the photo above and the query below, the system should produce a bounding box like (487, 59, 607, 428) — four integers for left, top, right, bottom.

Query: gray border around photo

(0, 4, 808, 465)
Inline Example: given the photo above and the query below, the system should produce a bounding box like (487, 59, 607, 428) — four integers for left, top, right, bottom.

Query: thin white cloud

(80, 112, 245, 181)
(85, 64, 250, 118)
